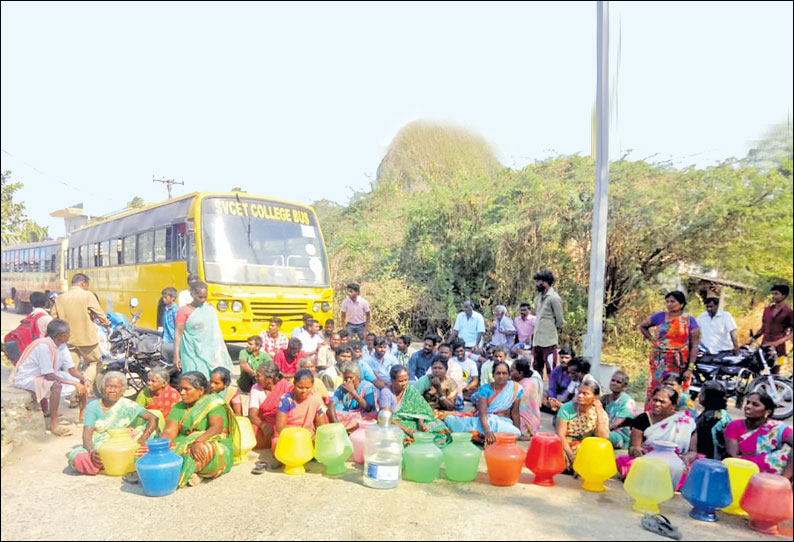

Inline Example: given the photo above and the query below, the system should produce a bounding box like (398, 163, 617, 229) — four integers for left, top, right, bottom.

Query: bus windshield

(201, 197, 329, 287)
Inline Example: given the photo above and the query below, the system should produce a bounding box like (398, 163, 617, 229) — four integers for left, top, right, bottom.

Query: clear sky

(2, 1, 792, 238)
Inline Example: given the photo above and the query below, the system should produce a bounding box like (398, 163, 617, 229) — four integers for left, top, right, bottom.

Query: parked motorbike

(93, 297, 178, 396)
(690, 333, 793, 420)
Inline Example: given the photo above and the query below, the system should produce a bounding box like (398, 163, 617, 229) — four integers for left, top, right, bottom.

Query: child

(695, 380, 731, 459)
(238, 335, 272, 393)
(160, 287, 178, 344)
(350, 340, 364, 361)
(338, 330, 350, 346)
(210, 367, 243, 416)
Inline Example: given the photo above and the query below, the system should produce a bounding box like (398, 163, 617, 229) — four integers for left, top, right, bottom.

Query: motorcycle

(690, 332, 793, 420)
(93, 297, 178, 396)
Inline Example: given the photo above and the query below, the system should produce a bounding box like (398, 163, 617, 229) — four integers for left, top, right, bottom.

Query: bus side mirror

(129, 297, 139, 310)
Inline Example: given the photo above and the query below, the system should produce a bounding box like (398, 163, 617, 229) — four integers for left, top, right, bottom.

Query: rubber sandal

(46, 426, 73, 437)
(251, 461, 268, 475)
(641, 513, 681, 540)
(122, 472, 139, 484)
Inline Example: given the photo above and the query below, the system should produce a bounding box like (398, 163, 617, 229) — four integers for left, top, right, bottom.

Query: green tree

(126, 196, 145, 208)
(1, 170, 49, 245)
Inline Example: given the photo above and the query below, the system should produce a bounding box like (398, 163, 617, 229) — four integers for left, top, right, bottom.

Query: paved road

(0, 310, 788, 541)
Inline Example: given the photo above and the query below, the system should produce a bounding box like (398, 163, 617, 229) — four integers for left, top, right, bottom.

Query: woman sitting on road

(601, 370, 638, 450)
(210, 367, 243, 416)
(412, 358, 462, 413)
(275, 369, 329, 437)
(444, 361, 522, 444)
(332, 362, 378, 416)
(379, 365, 451, 446)
(161, 371, 238, 488)
(616, 386, 698, 488)
(511, 356, 543, 440)
(556, 375, 610, 468)
(662, 371, 696, 419)
(135, 368, 181, 424)
(251, 361, 293, 449)
(724, 392, 792, 479)
(67, 371, 159, 475)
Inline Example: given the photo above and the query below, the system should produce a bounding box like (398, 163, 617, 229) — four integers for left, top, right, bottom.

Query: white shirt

(13, 342, 74, 389)
(297, 330, 325, 353)
(291, 326, 306, 339)
(490, 315, 516, 347)
(455, 357, 479, 386)
(697, 310, 738, 353)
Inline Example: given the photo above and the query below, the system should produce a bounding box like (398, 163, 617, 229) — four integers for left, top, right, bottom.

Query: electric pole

(153, 177, 184, 199)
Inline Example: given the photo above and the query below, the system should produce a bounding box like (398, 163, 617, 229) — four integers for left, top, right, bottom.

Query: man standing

(697, 297, 740, 356)
(448, 300, 485, 352)
(260, 316, 289, 358)
(489, 305, 516, 349)
(51, 274, 111, 389)
(753, 285, 793, 366)
(408, 334, 439, 382)
(511, 302, 536, 357)
(532, 270, 566, 379)
(340, 283, 370, 340)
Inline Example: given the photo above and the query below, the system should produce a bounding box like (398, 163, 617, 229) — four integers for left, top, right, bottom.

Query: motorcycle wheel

(747, 376, 794, 420)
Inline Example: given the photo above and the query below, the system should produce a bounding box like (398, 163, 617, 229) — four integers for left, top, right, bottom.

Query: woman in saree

(616, 386, 698, 488)
(444, 361, 522, 444)
(510, 356, 543, 440)
(161, 371, 238, 488)
(135, 368, 181, 425)
(332, 362, 378, 424)
(556, 376, 610, 468)
(173, 281, 232, 379)
(601, 370, 637, 449)
(379, 365, 451, 447)
(210, 367, 243, 416)
(67, 372, 159, 475)
(662, 371, 697, 419)
(725, 392, 792, 479)
(412, 358, 462, 413)
(275, 369, 330, 437)
(252, 361, 293, 449)
(638, 291, 700, 409)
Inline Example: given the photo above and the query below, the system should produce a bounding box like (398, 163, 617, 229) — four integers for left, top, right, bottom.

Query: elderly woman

(510, 356, 543, 440)
(173, 281, 232, 378)
(379, 365, 451, 446)
(250, 361, 293, 449)
(601, 370, 637, 449)
(412, 358, 462, 413)
(275, 369, 329, 437)
(67, 372, 159, 475)
(135, 368, 181, 424)
(162, 371, 238, 488)
(616, 386, 698, 488)
(724, 392, 792, 479)
(639, 291, 700, 409)
(332, 361, 378, 415)
(556, 376, 610, 468)
(444, 361, 522, 444)
(210, 367, 243, 416)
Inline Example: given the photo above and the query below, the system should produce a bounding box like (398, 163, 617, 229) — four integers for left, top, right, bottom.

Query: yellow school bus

(1, 238, 69, 312)
(65, 192, 333, 340)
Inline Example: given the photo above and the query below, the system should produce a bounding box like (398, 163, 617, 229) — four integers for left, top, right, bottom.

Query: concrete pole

(583, 0, 610, 383)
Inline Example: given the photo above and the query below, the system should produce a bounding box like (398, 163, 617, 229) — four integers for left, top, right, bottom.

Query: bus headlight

(322, 302, 330, 312)
(232, 301, 243, 312)
(312, 302, 320, 313)
(216, 300, 228, 312)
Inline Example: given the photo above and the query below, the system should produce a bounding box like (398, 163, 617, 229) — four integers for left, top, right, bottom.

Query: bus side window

(123, 235, 136, 265)
(187, 231, 197, 274)
(138, 231, 154, 264)
(154, 228, 167, 262)
(114, 239, 122, 266)
(175, 223, 187, 260)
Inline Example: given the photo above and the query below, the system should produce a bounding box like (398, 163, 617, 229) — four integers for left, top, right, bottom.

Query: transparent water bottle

(363, 410, 404, 489)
